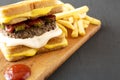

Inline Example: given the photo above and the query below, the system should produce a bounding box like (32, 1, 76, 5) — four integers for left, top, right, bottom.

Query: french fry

(84, 24, 89, 29)
(68, 17, 74, 24)
(63, 7, 69, 12)
(55, 4, 101, 38)
(62, 17, 69, 21)
(77, 20, 86, 36)
(73, 13, 80, 20)
(55, 6, 89, 20)
(83, 20, 90, 28)
(64, 3, 75, 11)
(57, 20, 74, 30)
(57, 23, 68, 37)
(85, 15, 101, 25)
(78, 13, 87, 18)
(71, 21, 79, 37)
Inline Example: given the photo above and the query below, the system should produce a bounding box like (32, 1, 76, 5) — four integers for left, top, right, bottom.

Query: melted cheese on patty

(0, 27, 62, 48)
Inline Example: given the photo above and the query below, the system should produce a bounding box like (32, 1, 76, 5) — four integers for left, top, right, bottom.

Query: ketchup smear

(4, 64, 31, 80)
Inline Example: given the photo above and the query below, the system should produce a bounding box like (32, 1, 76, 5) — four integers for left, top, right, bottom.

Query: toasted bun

(0, 0, 57, 17)
(0, 34, 68, 61)
(8, 5, 63, 24)
(0, 0, 63, 24)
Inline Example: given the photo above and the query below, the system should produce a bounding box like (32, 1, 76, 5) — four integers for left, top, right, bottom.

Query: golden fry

(78, 13, 87, 18)
(57, 23, 68, 37)
(62, 17, 69, 21)
(57, 20, 74, 30)
(55, 3, 101, 38)
(82, 20, 90, 28)
(73, 13, 80, 20)
(84, 24, 89, 29)
(64, 3, 75, 11)
(77, 20, 86, 36)
(68, 17, 74, 24)
(71, 21, 79, 37)
(85, 15, 101, 25)
(63, 7, 69, 12)
(55, 6, 89, 20)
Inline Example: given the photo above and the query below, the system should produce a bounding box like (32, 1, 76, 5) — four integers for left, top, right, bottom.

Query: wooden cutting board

(0, 24, 101, 80)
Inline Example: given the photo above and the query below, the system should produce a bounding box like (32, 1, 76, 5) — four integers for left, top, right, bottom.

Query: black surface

(0, 0, 120, 80)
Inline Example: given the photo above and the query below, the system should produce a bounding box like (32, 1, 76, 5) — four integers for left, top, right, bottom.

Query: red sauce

(5, 25, 15, 33)
(4, 64, 31, 80)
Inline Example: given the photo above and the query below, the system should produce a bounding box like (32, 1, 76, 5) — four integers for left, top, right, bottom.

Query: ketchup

(4, 64, 31, 80)
(5, 25, 15, 33)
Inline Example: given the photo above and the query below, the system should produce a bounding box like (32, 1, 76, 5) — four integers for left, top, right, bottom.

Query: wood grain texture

(0, 24, 101, 80)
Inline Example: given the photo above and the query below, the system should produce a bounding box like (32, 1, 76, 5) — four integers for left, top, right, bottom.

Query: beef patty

(1, 15, 56, 39)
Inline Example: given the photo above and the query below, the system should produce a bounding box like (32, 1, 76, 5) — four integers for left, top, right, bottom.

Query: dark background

(0, 0, 120, 80)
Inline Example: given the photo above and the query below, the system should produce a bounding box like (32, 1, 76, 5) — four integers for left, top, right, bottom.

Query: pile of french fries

(55, 3, 101, 38)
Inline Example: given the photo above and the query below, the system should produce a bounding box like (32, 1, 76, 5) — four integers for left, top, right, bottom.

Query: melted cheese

(45, 37, 68, 49)
(5, 37, 68, 58)
(0, 27, 62, 48)
(0, 5, 56, 23)
(5, 49, 38, 58)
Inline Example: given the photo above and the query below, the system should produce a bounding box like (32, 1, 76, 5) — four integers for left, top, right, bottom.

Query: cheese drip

(0, 27, 62, 48)
(5, 37, 68, 58)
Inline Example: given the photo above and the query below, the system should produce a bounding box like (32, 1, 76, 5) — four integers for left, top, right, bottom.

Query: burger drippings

(0, 15, 56, 39)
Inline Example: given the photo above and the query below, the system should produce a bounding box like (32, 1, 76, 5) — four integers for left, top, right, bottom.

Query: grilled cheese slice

(5, 37, 68, 59)
(5, 49, 38, 59)
(1, 34, 68, 61)
(0, 5, 62, 24)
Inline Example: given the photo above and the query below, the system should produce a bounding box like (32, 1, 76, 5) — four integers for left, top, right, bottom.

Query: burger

(0, 0, 68, 61)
